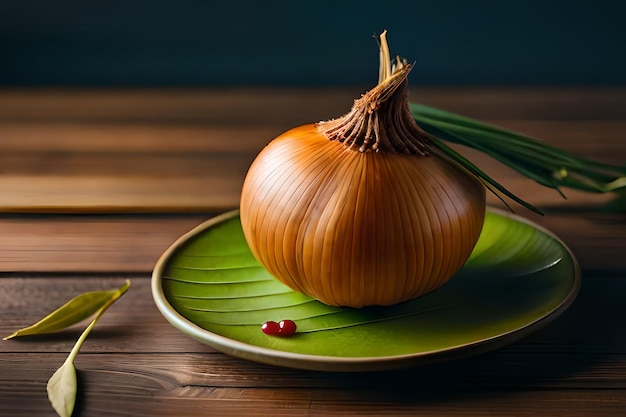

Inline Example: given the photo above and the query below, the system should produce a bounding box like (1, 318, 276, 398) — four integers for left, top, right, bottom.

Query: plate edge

(151, 207, 582, 372)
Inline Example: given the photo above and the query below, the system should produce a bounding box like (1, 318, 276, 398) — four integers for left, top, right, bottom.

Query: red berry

(278, 320, 297, 336)
(261, 321, 280, 335)
(262, 319, 297, 337)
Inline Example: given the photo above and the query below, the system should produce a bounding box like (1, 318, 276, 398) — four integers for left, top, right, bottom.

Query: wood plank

(309, 390, 626, 417)
(1, 88, 625, 123)
(3, 374, 623, 417)
(0, 151, 257, 176)
(0, 88, 365, 126)
(0, 88, 624, 271)
(0, 89, 624, 214)
(0, 200, 625, 274)
(4, 350, 626, 391)
(0, 123, 280, 154)
(1, 88, 625, 417)
(1, 120, 625, 158)
(2, 274, 626, 416)
(4, 372, 626, 417)
(0, 175, 243, 213)
(0, 131, 623, 213)
(0, 215, 209, 272)
(0, 162, 618, 214)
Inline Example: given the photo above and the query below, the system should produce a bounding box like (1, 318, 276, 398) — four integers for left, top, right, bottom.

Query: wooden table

(1, 87, 625, 416)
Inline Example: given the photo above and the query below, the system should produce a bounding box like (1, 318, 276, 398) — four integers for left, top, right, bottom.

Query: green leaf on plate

(4, 287, 123, 340)
(160, 210, 578, 358)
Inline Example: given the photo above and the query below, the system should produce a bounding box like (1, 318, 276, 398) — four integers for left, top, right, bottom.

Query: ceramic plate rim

(151, 207, 581, 372)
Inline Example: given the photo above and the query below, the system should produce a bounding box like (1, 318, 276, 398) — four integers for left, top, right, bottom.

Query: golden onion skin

(240, 124, 486, 307)
(241, 32, 487, 307)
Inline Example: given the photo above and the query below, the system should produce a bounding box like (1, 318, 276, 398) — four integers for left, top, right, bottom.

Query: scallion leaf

(410, 102, 626, 209)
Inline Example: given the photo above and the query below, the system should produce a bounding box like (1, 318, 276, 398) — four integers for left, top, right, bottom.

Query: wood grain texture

(0, 198, 626, 274)
(1, 204, 625, 274)
(1, 88, 625, 122)
(0, 214, 210, 272)
(1, 276, 626, 416)
(0, 88, 624, 272)
(0, 88, 625, 214)
(1, 88, 625, 416)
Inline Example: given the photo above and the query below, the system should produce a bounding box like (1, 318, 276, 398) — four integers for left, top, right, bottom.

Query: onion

(240, 32, 486, 307)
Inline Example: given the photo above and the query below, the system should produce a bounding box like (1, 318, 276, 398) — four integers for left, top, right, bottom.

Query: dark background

(1, 0, 624, 87)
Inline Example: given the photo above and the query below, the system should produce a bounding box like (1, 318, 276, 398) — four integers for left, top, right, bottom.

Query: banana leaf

(159, 210, 577, 359)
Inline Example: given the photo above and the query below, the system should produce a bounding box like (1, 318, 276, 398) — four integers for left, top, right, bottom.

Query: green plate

(152, 208, 580, 372)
